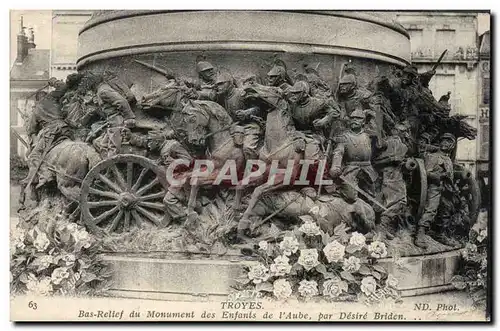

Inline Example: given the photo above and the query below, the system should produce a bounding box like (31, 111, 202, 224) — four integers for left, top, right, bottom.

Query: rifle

(317, 62, 346, 196)
(431, 50, 448, 72)
(134, 59, 173, 77)
(18, 133, 56, 210)
(11, 128, 28, 149)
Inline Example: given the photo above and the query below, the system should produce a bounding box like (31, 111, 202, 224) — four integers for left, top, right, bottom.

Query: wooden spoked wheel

(81, 155, 168, 235)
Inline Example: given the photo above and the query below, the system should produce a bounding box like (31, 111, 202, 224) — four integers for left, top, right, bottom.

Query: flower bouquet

(10, 216, 113, 297)
(233, 215, 402, 303)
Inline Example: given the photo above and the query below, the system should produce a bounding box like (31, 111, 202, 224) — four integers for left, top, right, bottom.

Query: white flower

(298, 221, 322, 236)
(33, 232, 50, 252)
(12, 227, 26, 250)
(26, 276, 53, 296)
(323, 240, 346, 263)
(342, 256, 361, 273)
(322, 277, 348, 298)
(73, 229, 92, 248)
(61, 253, 76, 267)
(34, 255, 53, 270)
(349, 232, 366, 250)
(477, 229, 487, 243)
(279, 236, 299, 256)
(247, 264, 269, 284)
(258, 241, 268, 251)
(462, 243, 478, 259)
(309, 206, 320, 216)
(298, 280, 318, 298)
(273, 279, 292, 300)
(270, 255, 292, 276)
(297, 249, 320, 271)
(66, 223, 79, 233)
(51, 267, 70, 285)
(361, 276, 377, 295)
(386, 274, 399, 288)
(368, 241, 387, 258)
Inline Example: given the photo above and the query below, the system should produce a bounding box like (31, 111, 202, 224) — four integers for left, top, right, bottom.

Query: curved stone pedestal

(101, 249, 462, 301)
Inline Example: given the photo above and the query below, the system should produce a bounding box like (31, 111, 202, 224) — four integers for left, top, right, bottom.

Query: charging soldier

(214, 71, 264, 160)
(414, 133, 456, 249)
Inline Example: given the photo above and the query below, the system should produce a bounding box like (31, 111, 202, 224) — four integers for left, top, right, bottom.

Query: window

(434, 29, 456, 57)
(482, 77, 490, 105)
(408, 29, 423, 55)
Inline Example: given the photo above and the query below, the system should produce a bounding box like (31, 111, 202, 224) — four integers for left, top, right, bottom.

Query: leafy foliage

(232, 217, 402, 303)
(451, 224, 488, 309)
(10, 214, 113, 297)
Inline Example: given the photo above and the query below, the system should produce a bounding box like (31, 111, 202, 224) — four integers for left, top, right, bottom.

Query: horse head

(241, 83, 284, 111)
(181, 100, 210, 146)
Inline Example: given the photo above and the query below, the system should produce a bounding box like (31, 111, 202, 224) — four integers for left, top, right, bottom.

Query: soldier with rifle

(414, 133, 457, 249)
(21, 77, 73, 192)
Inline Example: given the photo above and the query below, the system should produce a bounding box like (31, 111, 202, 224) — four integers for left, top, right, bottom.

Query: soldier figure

(22, 77, 73, 189)
(329, 109, 379, 208)
(91, 72, 137, 157)
(372, 123, 411, 239)
(195, 59, 217, 101)
(266, 59, 294, 93)
(417, 132, 439, 157)
(286, 80, 341, 135)
(303, 64, 332, 98)
(336, 72, 373, 116)
(214, 71, 264, 160)
(414, 133, 456, 249)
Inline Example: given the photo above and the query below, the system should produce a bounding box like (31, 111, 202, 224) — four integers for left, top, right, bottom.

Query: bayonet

(134, 59, 172, 77)
(431, 50, 448, 72)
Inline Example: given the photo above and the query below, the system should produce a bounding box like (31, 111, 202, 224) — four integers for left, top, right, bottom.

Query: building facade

(10, 16, 50, 158)
(51, 10, 92, 79)
(394, 12, 482, 175)
(477, 30, 490, 207)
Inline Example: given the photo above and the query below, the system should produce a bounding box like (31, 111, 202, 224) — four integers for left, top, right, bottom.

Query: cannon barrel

(405, 158, 418, 171)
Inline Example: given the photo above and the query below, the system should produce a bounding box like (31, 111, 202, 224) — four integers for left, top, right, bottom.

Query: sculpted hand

(294, 138, 306, 152)
(313, 118, 329, 128)
(124, 119, 136, 128)
(329, 166, 342, 178)
(235, 109, 248, 121)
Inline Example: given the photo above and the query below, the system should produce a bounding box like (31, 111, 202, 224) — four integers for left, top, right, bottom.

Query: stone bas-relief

(10, 10, 489, 322)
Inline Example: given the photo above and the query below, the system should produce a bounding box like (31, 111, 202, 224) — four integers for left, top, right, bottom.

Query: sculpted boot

(414, 226, 429, 249)
(376, 216, 395, 241)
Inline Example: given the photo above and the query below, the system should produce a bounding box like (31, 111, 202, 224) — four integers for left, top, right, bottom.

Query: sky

(9, 11, 491, 68)
(10, 10, 52, 67)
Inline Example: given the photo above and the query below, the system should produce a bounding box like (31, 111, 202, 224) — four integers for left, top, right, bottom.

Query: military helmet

(214, 71, 234, 85)
(231, 125, 245, 135)
(350, 108, 365, 119)
(289, 80, 310, 94)
(419, 132, 432, 142)
(196, 61, 214, 73)
(440, 133, 456, 144)
(339, 73, 356, 85)
(267, 64, 286, 77)
(403, 65, 419, 77)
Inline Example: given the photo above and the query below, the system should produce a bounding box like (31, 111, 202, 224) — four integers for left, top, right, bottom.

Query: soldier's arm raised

(98, 87, 136, 120)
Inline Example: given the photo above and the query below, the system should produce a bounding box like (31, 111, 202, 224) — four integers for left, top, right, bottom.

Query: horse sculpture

(19, 138, 101, 212)
(235, 84, 326, 236)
